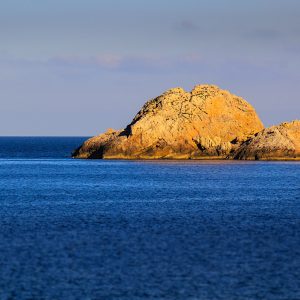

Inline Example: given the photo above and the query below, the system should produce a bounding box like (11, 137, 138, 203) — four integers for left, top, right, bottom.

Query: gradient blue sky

(1, 0, 299, 135)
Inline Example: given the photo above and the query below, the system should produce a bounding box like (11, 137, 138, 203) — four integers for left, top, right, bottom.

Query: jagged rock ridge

(73, 84, 264, 159)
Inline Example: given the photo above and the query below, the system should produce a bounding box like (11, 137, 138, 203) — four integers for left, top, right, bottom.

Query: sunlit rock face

(232, 120, 300, 160)
(73, 84, 264, 159)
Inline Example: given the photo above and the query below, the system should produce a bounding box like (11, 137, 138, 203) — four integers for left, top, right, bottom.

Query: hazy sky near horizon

(0, 0, 299, 135)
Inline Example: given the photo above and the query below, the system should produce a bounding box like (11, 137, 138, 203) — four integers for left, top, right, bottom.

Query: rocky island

(73, 84, 299, 160)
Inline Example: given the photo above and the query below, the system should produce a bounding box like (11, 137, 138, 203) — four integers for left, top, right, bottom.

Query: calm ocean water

(0, 137, 299, 300)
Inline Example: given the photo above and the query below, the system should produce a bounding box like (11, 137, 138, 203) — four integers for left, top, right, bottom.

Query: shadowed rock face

(73, 84, 264, 159)
(233, 121, 300, 160)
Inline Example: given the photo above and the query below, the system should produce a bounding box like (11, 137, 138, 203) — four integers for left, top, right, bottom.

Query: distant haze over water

(0, 0, 299, 135)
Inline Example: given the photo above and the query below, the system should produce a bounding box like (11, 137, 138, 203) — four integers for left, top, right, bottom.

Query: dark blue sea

(0, 137, 299, 300)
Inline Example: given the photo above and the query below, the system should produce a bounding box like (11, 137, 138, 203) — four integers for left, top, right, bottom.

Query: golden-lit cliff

(73, 84, 264, 159)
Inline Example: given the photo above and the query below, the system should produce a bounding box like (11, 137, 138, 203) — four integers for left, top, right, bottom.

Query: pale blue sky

(0, 0, 299, 135)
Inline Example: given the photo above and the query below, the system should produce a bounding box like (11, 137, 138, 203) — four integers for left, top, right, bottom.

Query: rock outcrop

(73, 84, 264, 159)
(232, 120, 300, 160)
